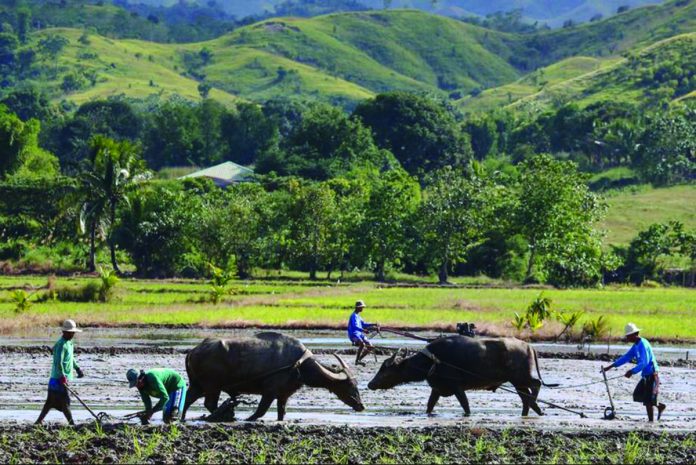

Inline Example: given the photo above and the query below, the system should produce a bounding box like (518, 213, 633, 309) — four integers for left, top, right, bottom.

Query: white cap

(61, 319, 82, 333)
(355, 300, 366, 308)
(624, 322, 640, 337)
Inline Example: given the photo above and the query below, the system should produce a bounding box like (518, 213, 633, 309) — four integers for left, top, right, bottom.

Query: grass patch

(601, 184, 696, 246)
(0, 275, 694, 340)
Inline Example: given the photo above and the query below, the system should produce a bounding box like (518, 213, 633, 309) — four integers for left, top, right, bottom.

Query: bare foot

(658, 403, 666, 420)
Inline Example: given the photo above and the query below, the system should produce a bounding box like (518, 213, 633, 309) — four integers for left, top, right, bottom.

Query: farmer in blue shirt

(602, 323, 666, 422)
(348, 300, 378, 365)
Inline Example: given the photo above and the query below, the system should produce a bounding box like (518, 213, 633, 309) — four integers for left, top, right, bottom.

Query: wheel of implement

(603, 406, 616, 420)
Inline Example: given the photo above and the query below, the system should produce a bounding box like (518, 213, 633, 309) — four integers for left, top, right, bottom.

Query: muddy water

(2, 347, 695, 431)
(1, 327, 694, 357)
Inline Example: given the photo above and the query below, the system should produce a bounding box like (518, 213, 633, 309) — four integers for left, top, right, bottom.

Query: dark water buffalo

(183, 332, 364, 421)
(368, 335, 552, 416)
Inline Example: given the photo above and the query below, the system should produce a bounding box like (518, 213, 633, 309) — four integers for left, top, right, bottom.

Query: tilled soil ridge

(0, 423, 693, 464)
(2, 345, 693, 368)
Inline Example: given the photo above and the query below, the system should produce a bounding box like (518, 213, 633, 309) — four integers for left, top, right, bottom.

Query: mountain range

(6, 0, 696, 112)
(129, 0, 663, 26)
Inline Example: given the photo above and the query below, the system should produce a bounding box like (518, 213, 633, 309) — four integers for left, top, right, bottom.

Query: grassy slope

(23, 0, 696, 107)
(0, 276, 694, 340)
(601, 184, 696, 247)
(460, 0, 696, 112)
(29, 29, 238, 106)
(522, 0, 696, 63)
(30, 10, 522, 106)
(459, 55, 621, 112)
(510, 33, 696, 111)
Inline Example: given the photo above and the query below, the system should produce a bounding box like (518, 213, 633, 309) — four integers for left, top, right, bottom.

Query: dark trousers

(36, 384, 74, 425)
(633, 373, 660, 407)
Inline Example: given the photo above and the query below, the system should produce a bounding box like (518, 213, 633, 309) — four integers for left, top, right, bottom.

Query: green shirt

(50, 337, 80, 380)
(138, 369, 186, 412)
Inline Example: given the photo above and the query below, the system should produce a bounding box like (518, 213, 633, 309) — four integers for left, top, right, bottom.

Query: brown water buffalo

(183, 332, 364, 421)
(368, 335, 553, 416)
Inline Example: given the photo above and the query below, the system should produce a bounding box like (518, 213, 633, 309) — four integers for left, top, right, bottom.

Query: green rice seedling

(623, 433, 643, 464)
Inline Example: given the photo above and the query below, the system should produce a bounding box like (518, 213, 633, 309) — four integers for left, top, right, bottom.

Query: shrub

(12, 290, 32, 314)
(98, 267, 120, 302)
(582, 315, 609, 341)
(208, 262, 236, 304)
(510, 293, 553, 334)
(54, 282, 101, 303)
(554, 310, 585, 340)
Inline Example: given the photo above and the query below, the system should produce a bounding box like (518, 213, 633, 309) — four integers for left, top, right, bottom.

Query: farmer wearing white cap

(347, 300, 378, 366)
(602, 323, 666, 422)
(35, 320, 84, 425)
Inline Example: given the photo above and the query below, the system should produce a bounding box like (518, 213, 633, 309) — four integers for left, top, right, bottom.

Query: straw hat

(355, 300, 366, 308)
(624, 323, 640, 337)
(61, 319, 82, 333)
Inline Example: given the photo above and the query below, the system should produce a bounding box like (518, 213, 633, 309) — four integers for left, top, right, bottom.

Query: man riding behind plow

(348, 300, 379, 366)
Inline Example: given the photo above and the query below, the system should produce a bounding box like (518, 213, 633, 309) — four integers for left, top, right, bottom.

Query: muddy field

(0, 330, 695, 463)
(1, 345, 695, 430)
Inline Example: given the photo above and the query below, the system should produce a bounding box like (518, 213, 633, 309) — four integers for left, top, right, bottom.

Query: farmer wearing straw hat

(35, 320, 84, 425)
(348, 300, 378, 366)
(126, 368, 187, 425)
(602, 323, 666, 422)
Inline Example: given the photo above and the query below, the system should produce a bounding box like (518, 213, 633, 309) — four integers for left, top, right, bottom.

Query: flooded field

(1, 329, 694, 432)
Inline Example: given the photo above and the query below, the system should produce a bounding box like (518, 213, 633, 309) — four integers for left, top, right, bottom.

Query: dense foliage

(0, 85, 693, 285)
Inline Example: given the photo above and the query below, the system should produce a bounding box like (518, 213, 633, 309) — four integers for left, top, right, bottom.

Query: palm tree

(79, 136, 144, 273)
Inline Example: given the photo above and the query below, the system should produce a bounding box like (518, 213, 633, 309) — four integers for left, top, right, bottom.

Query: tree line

(0, 90, 694, 285)
(2, 88, 693, 186)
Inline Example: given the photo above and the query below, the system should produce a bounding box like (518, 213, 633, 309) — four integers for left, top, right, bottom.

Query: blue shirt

(348, 312, 374, 339)
(613, 338, 658, 377)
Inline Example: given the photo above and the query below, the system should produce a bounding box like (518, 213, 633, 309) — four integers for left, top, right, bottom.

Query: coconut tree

(79, 136, 145, 273)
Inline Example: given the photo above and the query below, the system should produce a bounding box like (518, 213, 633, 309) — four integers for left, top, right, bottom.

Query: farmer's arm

(150, 378, 170, 413)
(607, 344, 637, 370)
(140, 390, 152, 412)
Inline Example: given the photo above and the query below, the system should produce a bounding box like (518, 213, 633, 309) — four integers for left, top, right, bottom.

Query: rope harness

(417, 348, 588, 418)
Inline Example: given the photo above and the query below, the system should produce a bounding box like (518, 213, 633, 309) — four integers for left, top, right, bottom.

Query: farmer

(348, 300, 378, 366)
(126, 368, 187, 424)
(602, 323, 666, 422)
(35, 320, 84, 425)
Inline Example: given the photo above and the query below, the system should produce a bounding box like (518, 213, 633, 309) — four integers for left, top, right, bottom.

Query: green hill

(458, 55, 621, 112)
(13, 1, 696, 108)
(24, 10, 525, 107)
(509, 33, 696, 112)
(602, 184, 696, 246)
(461, 32, 695, 112)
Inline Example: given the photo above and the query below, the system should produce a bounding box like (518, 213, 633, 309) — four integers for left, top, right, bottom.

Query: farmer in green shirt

(126, 368, 187, 424)
(35, 320, 84, 425)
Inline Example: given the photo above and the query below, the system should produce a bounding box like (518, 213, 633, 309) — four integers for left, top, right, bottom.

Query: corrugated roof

(180, 161, 254, 186)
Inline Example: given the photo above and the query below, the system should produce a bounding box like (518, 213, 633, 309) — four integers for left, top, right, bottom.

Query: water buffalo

(183, 332, 364, 421)
(368, 335, 552, 416)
